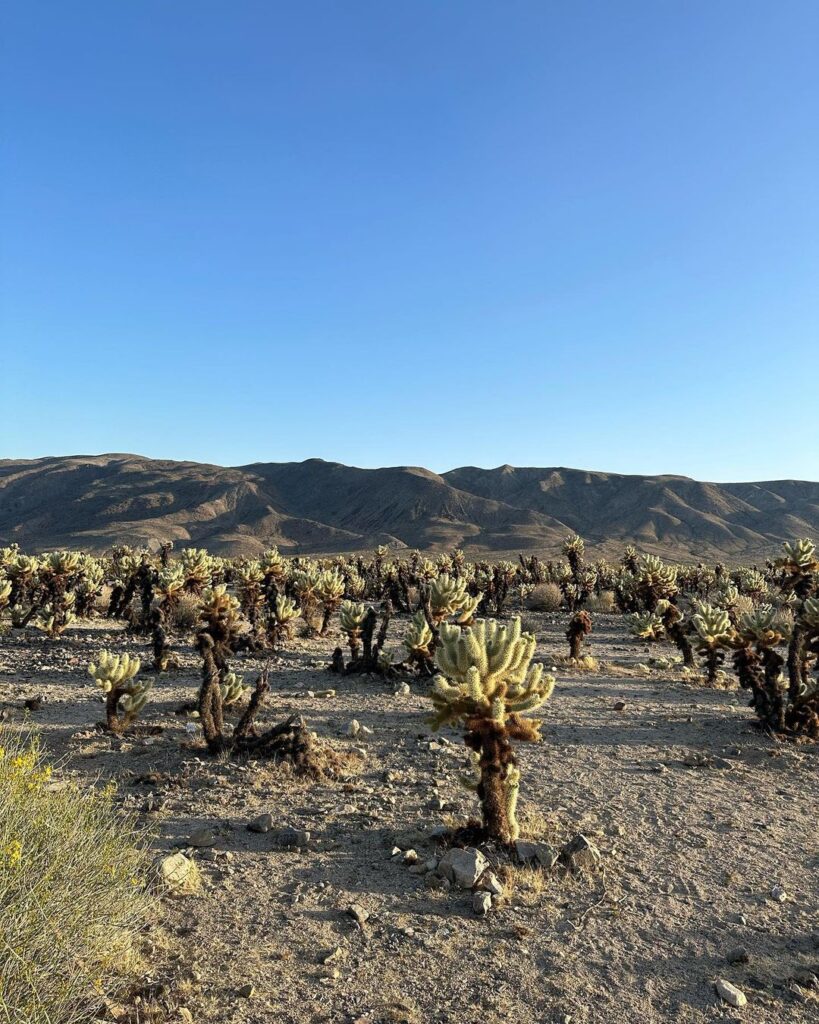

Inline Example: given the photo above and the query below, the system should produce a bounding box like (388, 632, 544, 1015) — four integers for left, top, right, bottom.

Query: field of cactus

(1, 536, 818, 1023)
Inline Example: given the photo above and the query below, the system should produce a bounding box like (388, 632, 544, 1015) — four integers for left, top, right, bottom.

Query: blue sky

(2, 1, 818, 480)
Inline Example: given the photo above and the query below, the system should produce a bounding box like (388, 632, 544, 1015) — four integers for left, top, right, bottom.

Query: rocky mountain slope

(1, 453, 816, 560)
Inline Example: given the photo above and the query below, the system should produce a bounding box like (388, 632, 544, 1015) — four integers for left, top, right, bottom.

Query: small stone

(771, 885, 788, 902)
(535, 844, 559, 869)
(559, 834, 602, 872)
(347, 904, 369, 926)
(275, 827, 311, 849)
(436, 847, 488, 889)
(247, 813, 273, 834)
(480, 871, 504, 896)
(514, 840, 539, 862)
(473, 891, 492, 916)
(395, 683, 411, 696)
(424, 873, 450, 891)
(613, 701, 626, 711)
(187, 827, 216, 848)
(791, 968, 818, 989)
(711, 756, 734, 770)
(726, 947, 750, 964)
(403, 849, 418, 865)
(390, 846, 402, 859)
(237, 983, 254, 999)
(715, 978, 746, 1008)
(346, 720, 361, 738)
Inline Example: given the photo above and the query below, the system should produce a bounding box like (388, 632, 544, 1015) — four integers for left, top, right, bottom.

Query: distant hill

(1, 453, 816, 562)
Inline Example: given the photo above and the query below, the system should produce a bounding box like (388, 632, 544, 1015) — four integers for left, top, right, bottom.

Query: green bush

(0, 732, 153, 1023)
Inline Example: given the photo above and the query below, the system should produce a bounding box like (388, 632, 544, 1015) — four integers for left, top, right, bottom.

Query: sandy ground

(0, 612, 817, 1024)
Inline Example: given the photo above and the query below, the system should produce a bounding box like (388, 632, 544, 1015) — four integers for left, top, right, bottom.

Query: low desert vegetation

(0, 732, 153, 1024)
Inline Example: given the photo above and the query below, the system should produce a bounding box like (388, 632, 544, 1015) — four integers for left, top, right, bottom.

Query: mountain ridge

(0, 453, 815, 562)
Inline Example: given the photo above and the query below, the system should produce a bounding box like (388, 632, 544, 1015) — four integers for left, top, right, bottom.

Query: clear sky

(2, 1, 818, 480)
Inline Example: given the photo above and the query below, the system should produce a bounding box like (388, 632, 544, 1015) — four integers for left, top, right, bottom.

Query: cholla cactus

(219, 671, 249, 706)
(181, 548, 213, 594)
(428, 573, 480, 626)
(629, 610, 665, 642)
(691, 601, 734, 683)
(339, 600, 368, 657)
(199, 584, 242, 651)
(636, 555, 678, 610)
(316, 568, 345, 634)
(566, 610, 592, 660)
(89, 651, 152, 733)
(428, 617, 555, 844)
(403, 609, 434, 674)
(0, 576, 11, 613)
(776, 538, 819, 597)
(260, 547, 288, 584)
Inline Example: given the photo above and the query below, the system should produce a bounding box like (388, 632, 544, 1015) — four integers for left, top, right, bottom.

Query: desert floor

(1, 613, 817, 1024)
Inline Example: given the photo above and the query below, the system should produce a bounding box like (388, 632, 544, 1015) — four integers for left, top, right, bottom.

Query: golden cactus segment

(403, 610, 433, 656)
(88, 651, 142, 693)
(339, 600, 368, 636)
(430, 617, 555, 727)
(274, 594, 299, 624)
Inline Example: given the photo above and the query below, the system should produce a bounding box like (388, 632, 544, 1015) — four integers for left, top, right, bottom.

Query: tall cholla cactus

(316, 568, 345, 634)
(271, 593, 299, 644)
(339, 600, 368, 658)
(89, 651, 152, 733)
(181, 548, 213, 594)
(691, 601, 734, 684)
(199, 584, 242, 652)
(777, 538, 819, 598)
(635, 555, 678, 610)
(428, 617, 556, 844)
(428, 573, 480, 626)
(0, 575, 11, 615)
(403, 609, 434, 673)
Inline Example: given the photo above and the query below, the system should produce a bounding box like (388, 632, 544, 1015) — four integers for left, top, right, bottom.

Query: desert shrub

(169, 592, 199, 632)
(586, 590, 617, 613)
(0, 732, 153, 1023)
(525, 583, 563, 612)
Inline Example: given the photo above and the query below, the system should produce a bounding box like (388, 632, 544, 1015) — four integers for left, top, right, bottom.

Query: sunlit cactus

(428, 617, 555, 844)
(691, 600, 734, 683)
(89, 650, 152, 733)
(219, 671, 249, 706)
(636, 555, 678, 610)
(428, 573, 480, 626)
(181, 547, 213, 594)
(0, 576, 11, 612)
(316, 568, 345, 634)
(629, 610, 665, 642)
(339, 599, 368, 657)
(199, 584, 242, 651)
(776, 538, 819, 597)
(260, 547, 288, 583)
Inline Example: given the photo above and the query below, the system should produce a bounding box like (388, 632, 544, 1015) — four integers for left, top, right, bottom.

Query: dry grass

(0, 731, 154, 1024)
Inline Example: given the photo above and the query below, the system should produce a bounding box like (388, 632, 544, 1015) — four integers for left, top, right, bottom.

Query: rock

(390, 846, 402, 859)
(395, 683, 411, 696)
(480, 871, 504, 896)
(403, 849, 418, 865)
(682, 750, 709, 768)
(613, 701, 626, 711)
(726, 947, 750, 964)
(247, 813, 273, 834)
(274, 827, 311, 849)
(559, 834, 601, 872)
(535, 844, 559, 869)
(473, 891, 492, 916)
(345, 719, 361, 738)
(424, 872, 450, 891)
(715, 978, 747, 1008)
(771, 885, 788, 902)
(156, 853, 200, 896)
(237, 983, 254, 998)
(436, 847, 488, 889)
(514, 840, 539, 862)
(187, 827, 216, 848)
(347, 904, 370, 926)
(711, 756, 734, 770)
(791, 968, 818, 989)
